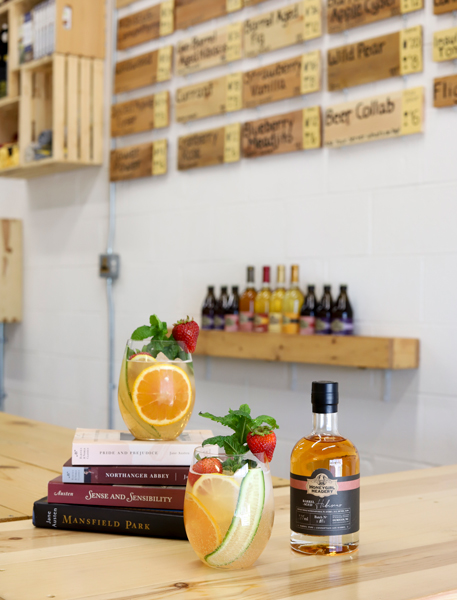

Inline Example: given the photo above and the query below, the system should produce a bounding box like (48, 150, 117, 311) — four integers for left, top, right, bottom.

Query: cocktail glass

(118, 339, 195, 441)
(184, 447, 274, 569)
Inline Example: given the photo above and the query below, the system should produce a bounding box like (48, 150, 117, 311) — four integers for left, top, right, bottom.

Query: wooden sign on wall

(117, 1, 174, 50)
(116, 0, 136, 7)
(327, 27, 422, 91)
(244, 0, 322, 59)
(327, 0, 423, 34)
(433, 28, 457, 62)
(111, 92, 170, 137)
(433, 74, 457, 107)
(110, 140, 168, 181)
(176, 22, 242, 76)
(175, 0, 242, 30)
(115, 46, 173, 93)
(242, 107, 321, 158)
(178, 124, 241, 170)
(0, 219, 22, 323)
(433, 0, 457, 14)
(176, 76, 228, 122)
(324, 87, 424, 148)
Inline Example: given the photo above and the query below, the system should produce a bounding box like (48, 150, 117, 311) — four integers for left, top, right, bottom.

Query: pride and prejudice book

(72, 429, 214, 466)
(48, 477, 185, 509)
(62, 459, 189, 485)
(33, 497, 187, 540)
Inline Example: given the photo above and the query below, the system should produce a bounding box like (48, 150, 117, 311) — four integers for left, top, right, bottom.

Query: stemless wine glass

(118, 339, 195, 441)
(184, 447, 274, 570)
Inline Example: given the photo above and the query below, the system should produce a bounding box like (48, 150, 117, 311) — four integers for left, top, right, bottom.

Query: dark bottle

(201, 286, 217, 330)
(214, 286, 229, 330)
(225, 286, 240, 332)
(315, 286, 333, 335)
(0, 23, 7, 98)
(331, 285, 354, 336)
(299, 285, 317, 335)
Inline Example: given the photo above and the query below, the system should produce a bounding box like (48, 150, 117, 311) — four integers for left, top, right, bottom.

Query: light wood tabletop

(1, 412, 457, 600)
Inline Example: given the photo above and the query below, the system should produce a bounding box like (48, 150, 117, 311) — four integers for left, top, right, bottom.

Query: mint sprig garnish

(131, 315, 169, 341)
(130, 314, 188, 361)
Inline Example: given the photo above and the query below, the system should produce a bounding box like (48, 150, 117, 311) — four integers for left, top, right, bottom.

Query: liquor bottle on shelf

(269, 265, 286, 334)
(224, 286, 240, 332)
(315, 285, 333, 335)
(254, 266, 271, 333)
(239, 266, 256, 332)
(331, 285, 354, 336)
(282, 265, 304, 334)
(0, 23, 7, 98)
(214, 286, 229, 331)
(299, 285, 317, 335)
(290, 381, 360, 556)
(201, 286, 217, 330)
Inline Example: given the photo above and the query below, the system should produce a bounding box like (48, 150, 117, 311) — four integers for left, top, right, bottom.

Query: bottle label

(315, 317, 331, 335)
(290, 469, 360, 536)
(268, 312, 282, 333)
(299, 316, 315, 335)
(214, 315, 225, 330)
(224, 314, 239, 332)
(282, 313, 299, 334)
(253, 313, 269, 333)
(239, 312, 254, 332)
(202, 315, 214, 330)
(331, 318, 354, 335)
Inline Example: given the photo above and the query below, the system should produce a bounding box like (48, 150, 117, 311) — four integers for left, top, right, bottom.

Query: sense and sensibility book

(62, 459, 189, 485)
(71, 429, 214, 466)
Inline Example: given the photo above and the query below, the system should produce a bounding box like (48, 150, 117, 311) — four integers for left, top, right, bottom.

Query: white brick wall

(1, 0, 457, 478)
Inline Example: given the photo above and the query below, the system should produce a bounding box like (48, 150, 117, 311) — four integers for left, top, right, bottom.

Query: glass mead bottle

(290, 381, 360, 555)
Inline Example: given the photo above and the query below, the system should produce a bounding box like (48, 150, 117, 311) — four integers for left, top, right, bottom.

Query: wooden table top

(1, 412, 457, 600)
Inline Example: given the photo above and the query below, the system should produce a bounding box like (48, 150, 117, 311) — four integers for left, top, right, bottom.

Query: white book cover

(72, 429, 215, 466)
(49, 0, 55, 55)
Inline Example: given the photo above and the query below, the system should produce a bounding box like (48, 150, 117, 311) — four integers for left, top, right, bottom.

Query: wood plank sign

(324, 87, 424, 148)
(114, 46, 173, 93)
(0, 219, 22, 323)
(176, 22, 243, 76)
(178, 124, 241, 170)
(327, 27, 422, 91)
(111, 91, 170, 137)
(244, 0, 322, 59)
(117, 1, 174, 50)
(327, 0, 423, 34)
(110, 140, 168, 181)
(242, 107, 321, 158)
(175, 0, 242, 31)
(176, 76, 228, 122)
(433, 28, 457, 62)
(434, 0, 457, 14)
(243, 51, 321, 109)
(116, 0, 136, 7)
(433, 74, 457, 107)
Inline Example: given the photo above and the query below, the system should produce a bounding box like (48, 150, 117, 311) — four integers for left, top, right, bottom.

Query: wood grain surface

(175, 0, 230, 30)
(433, 0, 457, 14)
(433, 74, 457, 107)
(114, 47, 173, 93)
(327, 0, 423, 34)
(175, 76, 228, 123)
(242, 110, 304, 158)
(0, 219, 22, 322)
(111, 92, 170, 137)
(110, 143, 153, 181)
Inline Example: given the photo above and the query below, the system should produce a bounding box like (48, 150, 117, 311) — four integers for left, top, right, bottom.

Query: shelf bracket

(383, 369, 392, 403)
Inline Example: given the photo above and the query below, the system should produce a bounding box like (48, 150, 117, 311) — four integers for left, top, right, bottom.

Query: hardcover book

(33, 497, 187, 540)
(72, 428, 214, 466)
(62, 459, 189, 485)
(48, 477, 185, 509)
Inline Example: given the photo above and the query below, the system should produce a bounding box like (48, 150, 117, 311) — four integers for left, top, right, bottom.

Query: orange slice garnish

(184, 492, 222, 559)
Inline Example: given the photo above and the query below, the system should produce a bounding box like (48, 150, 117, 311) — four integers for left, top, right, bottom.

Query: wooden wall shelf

(194, 331, 420, 370)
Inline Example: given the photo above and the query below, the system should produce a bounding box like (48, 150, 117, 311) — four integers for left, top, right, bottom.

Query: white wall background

(1, 0, 457, 479)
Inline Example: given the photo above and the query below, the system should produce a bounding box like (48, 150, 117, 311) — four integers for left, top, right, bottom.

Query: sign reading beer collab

(175, 0, 242, 30)
(434, 0, 457, 14)
(327, 0, 423, 34)
(178, 124, 241, 170)
(433, 28, 457, 62)
(324, 87, 423, 148)
(176, 22, 242, 76)
(433, 74, 457, 107)
(327, 27, 422, 91)
(111, 92, 170, 137)
(110, 140, 168, 181)
(242, 107, 321, 158)
(244, 0, 322, 58)
(117, 1, 174, 50)
(114, 46, 173, 93)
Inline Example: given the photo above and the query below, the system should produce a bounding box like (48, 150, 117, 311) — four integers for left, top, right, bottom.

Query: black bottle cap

(308, 285, 315, 292)
(324, 285, 331, 292)
(232, 286, 239, 293)
(221, 286, 228, 293)
(312, 381, 339, 413)
(208, 286, 214, 293)
(340, 285, 347, 291)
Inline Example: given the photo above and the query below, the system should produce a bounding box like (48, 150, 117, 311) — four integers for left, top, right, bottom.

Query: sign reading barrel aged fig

(327, 27, 422, 91)
(176, 22, 242, 76)
(327, 0, 423, 35)
(114, 46, 173, 93)
(111, 92, 170, 137)
(244, 0, 322, 58)
(433, 28, 457, 62)
(434, 74, 457, 107)
(434, 0, 457, 14)
(324, 87, 424, 148)
(110, 140, 168, 181)
(175, 0, 242, 30)
(178, 124, 241, 170)
(117, 1, 174, 50)
(242, 107, 321, 158)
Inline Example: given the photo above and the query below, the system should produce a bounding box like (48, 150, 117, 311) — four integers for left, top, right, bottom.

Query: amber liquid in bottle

(239, 266, 256, 332)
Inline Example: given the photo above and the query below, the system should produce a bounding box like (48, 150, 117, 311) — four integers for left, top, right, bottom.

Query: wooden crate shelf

(194, 331, 420, 370)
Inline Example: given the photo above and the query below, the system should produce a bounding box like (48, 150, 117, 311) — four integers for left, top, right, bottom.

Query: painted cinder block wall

(1, 0, 457, 478)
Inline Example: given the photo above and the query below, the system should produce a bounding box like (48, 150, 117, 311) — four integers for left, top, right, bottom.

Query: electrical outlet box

(99, 254, 120, 280)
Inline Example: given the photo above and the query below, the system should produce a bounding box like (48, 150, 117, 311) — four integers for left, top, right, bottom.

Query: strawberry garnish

(247, 427, 277, 463)
(172, 317, 200, 354)
(188, 457, 223, 487)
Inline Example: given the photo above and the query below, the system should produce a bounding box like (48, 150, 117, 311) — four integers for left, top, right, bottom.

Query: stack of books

(33, 428, 212, 539)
